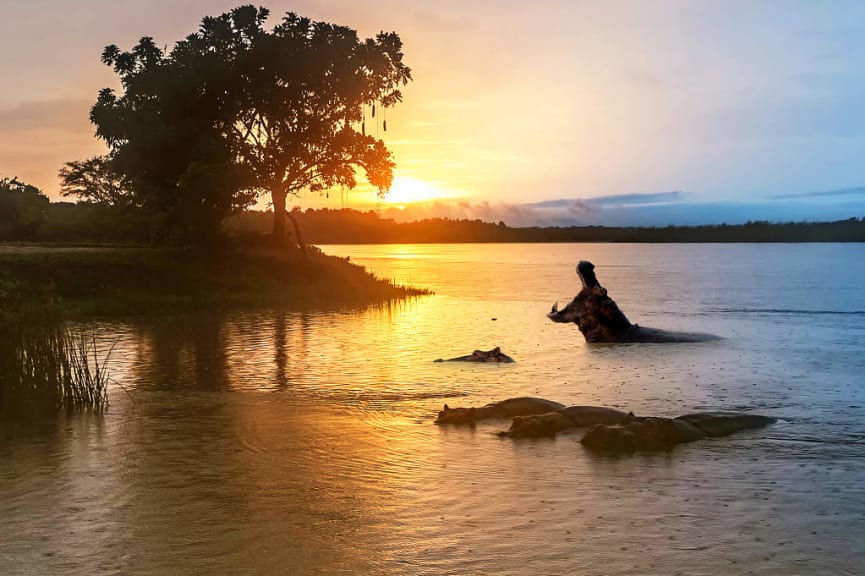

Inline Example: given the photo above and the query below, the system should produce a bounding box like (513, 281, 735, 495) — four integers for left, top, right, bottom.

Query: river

(2, 243, 864, 575)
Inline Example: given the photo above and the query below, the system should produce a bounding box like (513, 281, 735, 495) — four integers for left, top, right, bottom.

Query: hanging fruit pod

(383, 119, 387, 132)
(372, 103, 376, 118)
(362, 121, 366, 136)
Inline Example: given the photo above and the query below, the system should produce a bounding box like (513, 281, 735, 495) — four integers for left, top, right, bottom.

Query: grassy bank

(0, 246, 429, 317)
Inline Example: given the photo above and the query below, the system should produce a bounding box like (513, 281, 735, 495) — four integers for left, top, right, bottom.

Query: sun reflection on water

(5, 243, 865, 574)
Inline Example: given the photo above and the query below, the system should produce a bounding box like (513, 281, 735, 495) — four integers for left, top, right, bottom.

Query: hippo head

(471, 346, 503, 361)
(547, 299, 581, 324)
(547, 261, 633, 342)
(434, 404, 477, 425)
(547, 261, 603, 325)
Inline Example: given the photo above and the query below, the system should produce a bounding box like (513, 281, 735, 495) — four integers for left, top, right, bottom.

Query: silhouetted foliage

(92, 31, 256, 246)
(228, 208, 865, 244)
(57, 157, 152, 242)
(59, 155, 134, 207)
(219, 8, 411, 245)
(0, 177, 49, 241)
(89, 5, 411, 248)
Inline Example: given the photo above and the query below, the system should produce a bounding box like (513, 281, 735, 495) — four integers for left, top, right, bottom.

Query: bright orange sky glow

(383, 177, 457, 206)
(4, 1, 865, 226)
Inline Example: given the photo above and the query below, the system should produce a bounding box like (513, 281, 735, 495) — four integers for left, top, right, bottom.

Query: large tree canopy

(91, 29, 257, 245)
(90, 5, 411, 246)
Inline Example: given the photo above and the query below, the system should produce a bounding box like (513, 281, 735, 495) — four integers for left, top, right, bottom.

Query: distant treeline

(4, 181, 865, 244)
(230, 208, 865, 244)
(0, 178, 149, 244)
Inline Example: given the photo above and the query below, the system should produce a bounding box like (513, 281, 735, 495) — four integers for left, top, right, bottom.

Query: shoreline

(0, 245, 429, 318)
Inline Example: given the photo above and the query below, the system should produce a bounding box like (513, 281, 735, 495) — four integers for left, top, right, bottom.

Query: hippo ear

(443, 404, 450, 411)
(551, 302, 558, 313)
(492, 346, 500, 354)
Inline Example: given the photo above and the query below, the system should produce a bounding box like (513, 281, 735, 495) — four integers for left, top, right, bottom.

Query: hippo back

(504, 411, 574, 437)
(559, 406, 632, 427)
(675, 412, 777, 438)
(493, 397, 565, 416)
(581, 417, 705, 452)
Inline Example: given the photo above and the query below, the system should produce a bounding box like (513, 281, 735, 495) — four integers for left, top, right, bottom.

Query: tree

(0, 177, 49, 241)
(221, 8, 411, 244)
(58, 155, 153, 243)
(92, 34, 258, 246)
(59, 155, 134, 207)
(91, 5, 411, 248)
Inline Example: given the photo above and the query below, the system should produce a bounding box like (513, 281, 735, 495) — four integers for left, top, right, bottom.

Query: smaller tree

(59, 155, 135, 207)
(58, 156, 154, 243)
(0, 177, 49, 241)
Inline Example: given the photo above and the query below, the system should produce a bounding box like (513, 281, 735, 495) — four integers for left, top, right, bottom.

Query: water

(2, 243, 865, 575)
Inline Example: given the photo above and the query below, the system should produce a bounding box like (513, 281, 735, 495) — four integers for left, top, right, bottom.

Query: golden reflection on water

(3, 243, 865, 574)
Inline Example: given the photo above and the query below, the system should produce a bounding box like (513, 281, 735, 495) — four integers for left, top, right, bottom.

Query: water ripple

(708, 307, 865, 316)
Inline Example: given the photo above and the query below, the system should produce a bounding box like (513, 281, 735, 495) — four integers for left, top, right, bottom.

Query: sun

(383, 176, 451, 205)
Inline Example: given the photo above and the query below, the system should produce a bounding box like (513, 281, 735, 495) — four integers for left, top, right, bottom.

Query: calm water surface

(2, 243, 865, 575)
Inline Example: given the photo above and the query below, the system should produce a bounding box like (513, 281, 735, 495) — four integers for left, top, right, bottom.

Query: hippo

(499, 406, 634, 438)
(580, 412, 777, 452)
(434, 346, 515, 363)
(547, 260, 719, 343)
(435, 397, 565, 425)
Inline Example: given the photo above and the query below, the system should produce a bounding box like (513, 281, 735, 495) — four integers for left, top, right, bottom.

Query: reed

(0, 318, 110, 419)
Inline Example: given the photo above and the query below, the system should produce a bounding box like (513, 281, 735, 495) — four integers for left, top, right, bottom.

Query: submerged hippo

(580, 412, 777, 452)
(499, 405, 634, 437)
(547, 260, 719, 343)
(434, 346, 515, 363)
(435, 397, 565, 425)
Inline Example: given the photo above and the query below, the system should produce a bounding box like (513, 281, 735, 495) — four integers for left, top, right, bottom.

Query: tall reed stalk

(0, 323, 110, 418)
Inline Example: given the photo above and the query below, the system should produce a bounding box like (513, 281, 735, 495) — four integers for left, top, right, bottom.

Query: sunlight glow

(383, 176, 454, 205)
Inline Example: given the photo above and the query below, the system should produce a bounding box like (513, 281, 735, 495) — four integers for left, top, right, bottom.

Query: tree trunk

(285, 208, 308, 261)
(271, 189, 287, 245)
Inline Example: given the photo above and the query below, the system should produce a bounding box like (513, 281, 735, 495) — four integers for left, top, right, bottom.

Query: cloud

(587, 191, 688, 206)
(381, 199, 543, 227)
(770, 187, 865, 200)
(0, 99, 102, 195)
(386, 138, 471, 146)
(0, 99, 92, 134)
(566, 199, 596, 217)
(379, 194, 865, 228)
(410, 8, 474, 33)
(526, 191, 687, 210)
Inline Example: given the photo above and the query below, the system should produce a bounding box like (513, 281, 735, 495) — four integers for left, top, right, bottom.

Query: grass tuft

(0, 323, 110, 419)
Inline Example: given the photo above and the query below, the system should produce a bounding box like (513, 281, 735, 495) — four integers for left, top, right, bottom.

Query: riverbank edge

(0, 246, 429, 317)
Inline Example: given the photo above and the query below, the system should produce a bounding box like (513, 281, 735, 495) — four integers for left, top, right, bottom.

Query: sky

(3, 0, 865, 226)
